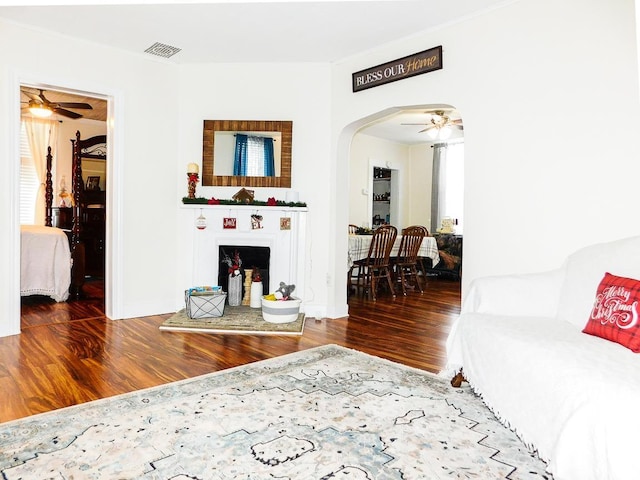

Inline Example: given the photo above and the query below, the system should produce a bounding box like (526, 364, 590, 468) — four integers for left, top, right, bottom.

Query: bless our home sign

(352, 46, 442, 92)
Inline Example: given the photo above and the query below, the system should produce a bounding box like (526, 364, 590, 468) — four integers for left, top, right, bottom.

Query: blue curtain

(263, 138, 275, 176)
(233, 134, 248, 176)
(234, 134, 275, 176)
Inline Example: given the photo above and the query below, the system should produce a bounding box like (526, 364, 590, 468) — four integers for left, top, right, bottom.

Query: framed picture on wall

(86, 176, 100, 191)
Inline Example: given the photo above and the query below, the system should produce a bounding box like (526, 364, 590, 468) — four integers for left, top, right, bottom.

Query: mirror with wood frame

(202, 120, 292, 187)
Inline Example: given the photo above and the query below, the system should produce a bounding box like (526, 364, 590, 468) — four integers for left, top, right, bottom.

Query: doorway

(18, 82, 109, 323)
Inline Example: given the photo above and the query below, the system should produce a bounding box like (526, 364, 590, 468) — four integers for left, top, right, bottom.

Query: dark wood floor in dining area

(3, 276, 461, 423)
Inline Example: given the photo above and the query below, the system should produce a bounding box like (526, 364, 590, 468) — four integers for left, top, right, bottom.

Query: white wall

(407, 143, 433, 231)
(349, 133, 437, 233)
(2, 0, 639, 336)
(176, 62, 332, 318)
(0, 20, 181, 336)
(349, 132, 410, 228)
(330, 0, 640, 311)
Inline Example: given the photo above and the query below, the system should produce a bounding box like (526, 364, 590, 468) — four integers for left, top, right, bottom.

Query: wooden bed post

(44, 146, 53, 227)
(69, 131, 85, 300)
(71, 131, 83, 249)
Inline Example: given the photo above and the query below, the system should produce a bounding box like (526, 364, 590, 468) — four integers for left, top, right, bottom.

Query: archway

(338, 104, 465, 308)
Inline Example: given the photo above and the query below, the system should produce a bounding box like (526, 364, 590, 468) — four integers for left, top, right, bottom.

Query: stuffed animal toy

(274, 282, 295, 300)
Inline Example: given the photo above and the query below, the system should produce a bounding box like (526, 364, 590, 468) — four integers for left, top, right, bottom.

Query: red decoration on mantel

(223, 218, 237, 229)
(208, 197, 220, 205)
(267, 197, 277, 206)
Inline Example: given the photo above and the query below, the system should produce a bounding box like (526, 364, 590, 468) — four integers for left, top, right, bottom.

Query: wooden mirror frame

(202, 120, 292, 187)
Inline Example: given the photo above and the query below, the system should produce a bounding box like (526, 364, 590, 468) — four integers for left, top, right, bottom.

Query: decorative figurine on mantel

(187, 163, 199, 199)
(232, 187, 255, 204)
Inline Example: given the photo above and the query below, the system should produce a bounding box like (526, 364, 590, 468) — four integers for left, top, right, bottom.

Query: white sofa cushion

(556, 235, 640, 328)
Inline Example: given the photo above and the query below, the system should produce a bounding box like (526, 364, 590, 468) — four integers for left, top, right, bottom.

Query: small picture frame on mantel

(280, 217, 291, 230)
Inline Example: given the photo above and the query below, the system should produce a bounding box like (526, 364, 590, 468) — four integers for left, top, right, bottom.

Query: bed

(20, 225, 72, 302)
(21, 131, 106, 301)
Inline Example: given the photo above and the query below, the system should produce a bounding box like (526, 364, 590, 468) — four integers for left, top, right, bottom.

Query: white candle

(187, 163, 199, 174)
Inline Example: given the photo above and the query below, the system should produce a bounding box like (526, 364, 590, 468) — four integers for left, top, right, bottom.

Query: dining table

(348, 233, 440, 268)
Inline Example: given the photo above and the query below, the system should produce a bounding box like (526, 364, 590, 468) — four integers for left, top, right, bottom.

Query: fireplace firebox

(218, 246, 270, 296)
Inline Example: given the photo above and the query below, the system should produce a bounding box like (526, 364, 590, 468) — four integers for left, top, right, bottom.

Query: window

(431, 142, 464, 234)
(20, 122, 39, 225)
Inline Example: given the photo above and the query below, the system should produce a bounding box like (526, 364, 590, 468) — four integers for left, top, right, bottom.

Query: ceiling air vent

(144, 42, 181, 58)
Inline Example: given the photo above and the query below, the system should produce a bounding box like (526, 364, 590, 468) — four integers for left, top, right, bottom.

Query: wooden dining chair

(393, 225, 427, 295)
(348, 224, 359, 234)
(350, 224, 397, 300)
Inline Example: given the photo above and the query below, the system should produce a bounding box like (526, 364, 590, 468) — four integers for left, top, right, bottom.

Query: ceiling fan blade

(452, 124, 464, 130)
(418, 126, 436, 133)
(53, 107, 83, 119)
(55, 102, 93, 110)
(401, 123, 430, 126)
(38, 89, 51, 104)
(22, 90, 42, 103)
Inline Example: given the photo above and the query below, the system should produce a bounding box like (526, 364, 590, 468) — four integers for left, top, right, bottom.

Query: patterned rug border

(159, 306, 305, 335)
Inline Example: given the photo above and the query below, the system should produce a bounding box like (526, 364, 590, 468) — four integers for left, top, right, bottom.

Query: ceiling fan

(21, 88, 93, 119)
(401, 109, 463, 138)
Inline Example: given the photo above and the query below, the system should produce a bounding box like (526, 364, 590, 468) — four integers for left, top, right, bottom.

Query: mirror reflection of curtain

(233, 134, 275, 176)
(431, 142, 464, 234)
(24, 118, 59, 225)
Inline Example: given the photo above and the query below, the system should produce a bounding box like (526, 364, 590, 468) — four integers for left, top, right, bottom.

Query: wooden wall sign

(352, 46, 442, 92)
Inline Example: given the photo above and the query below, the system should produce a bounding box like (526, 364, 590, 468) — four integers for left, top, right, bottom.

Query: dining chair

(393, 225, 427, 295)
(348, 224, 359, 234)
(350, 224, 397, 300)
(415, 225, 431, 276)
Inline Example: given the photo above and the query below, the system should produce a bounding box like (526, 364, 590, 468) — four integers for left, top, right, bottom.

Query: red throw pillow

(583, 272, 640, 352)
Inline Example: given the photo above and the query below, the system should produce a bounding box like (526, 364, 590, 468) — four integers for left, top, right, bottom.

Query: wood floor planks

(2, 276, 460, 423)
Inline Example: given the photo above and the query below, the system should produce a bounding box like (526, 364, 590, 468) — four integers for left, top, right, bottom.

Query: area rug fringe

(461, 369, 552, 473)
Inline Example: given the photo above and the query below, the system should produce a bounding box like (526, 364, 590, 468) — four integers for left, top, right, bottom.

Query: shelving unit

(372, 167, 391, 227)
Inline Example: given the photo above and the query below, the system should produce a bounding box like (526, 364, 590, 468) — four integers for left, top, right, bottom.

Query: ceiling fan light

(427, 128, 439, 139)
(28, 101, 52, 118)
(440, 126, 452, 139)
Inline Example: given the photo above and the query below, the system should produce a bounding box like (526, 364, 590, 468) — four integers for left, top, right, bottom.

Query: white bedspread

(20, 225, 71, 302)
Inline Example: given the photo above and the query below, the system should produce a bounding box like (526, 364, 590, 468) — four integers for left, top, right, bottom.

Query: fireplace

(183, 204, 307, 306)
(218, 245, 270, 296)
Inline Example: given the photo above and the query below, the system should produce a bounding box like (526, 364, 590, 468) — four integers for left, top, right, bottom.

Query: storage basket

(261, 297, 301, 324)
(185, 290, 227, 318)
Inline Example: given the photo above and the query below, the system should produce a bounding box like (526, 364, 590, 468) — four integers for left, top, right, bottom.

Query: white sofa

(445, 235, 640, 480)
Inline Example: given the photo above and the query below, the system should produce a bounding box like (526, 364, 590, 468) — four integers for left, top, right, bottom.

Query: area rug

(159, 305, 305, 335)
(0, 345, 551, 479)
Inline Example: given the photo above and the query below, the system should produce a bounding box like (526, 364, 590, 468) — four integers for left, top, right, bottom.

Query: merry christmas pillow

(583, 272, 640, 352)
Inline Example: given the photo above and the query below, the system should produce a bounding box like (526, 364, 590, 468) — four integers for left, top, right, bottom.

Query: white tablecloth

(348, 234, 439, 268)
(20, 225, 72, 302)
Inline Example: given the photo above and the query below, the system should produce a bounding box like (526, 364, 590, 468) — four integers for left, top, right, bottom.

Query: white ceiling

(0, 0, 513, 63)
(358, 107, 464, 145)
(1, 0, 500, 142)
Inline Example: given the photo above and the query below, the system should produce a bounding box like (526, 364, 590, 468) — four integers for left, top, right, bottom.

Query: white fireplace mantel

(181, 204, 308, 310)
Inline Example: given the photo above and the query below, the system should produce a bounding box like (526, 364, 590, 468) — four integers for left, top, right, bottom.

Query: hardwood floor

(3, 276, 460, 423)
